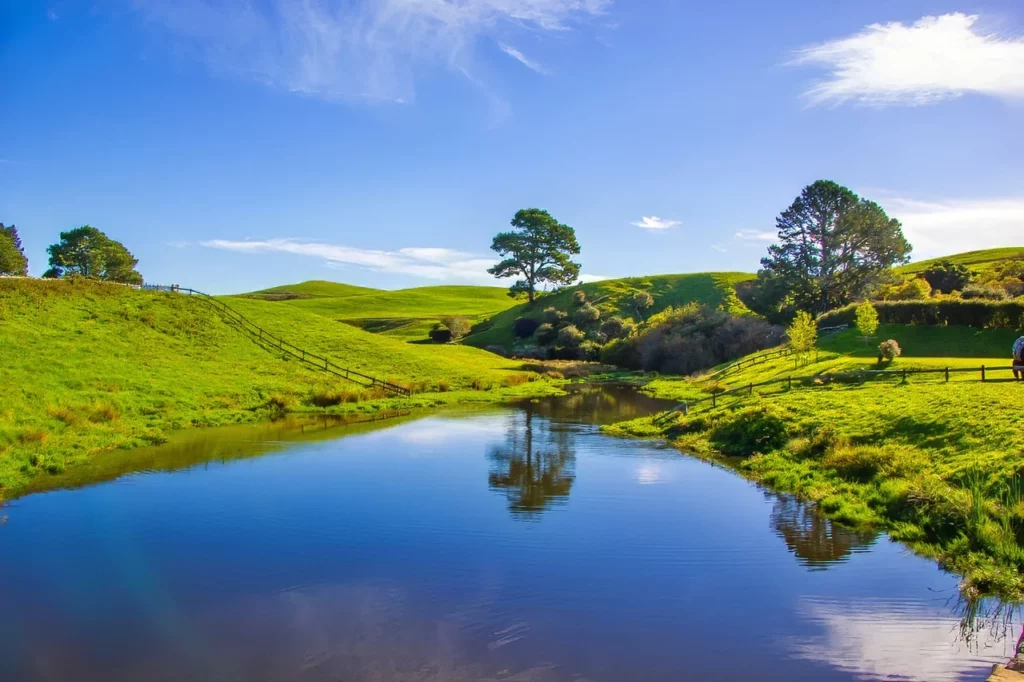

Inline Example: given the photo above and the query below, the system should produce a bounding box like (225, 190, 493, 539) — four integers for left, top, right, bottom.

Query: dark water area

(0, 385, 1017, 681)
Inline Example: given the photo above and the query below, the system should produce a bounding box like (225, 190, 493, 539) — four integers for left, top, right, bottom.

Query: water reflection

(525, 383, 674, 425)
(487, 407, 576, 517)
(769, 494, 878, 568)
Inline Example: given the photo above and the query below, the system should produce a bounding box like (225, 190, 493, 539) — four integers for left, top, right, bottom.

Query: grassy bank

(606, 324, 1024, 599)
(0, 278, 562, 500)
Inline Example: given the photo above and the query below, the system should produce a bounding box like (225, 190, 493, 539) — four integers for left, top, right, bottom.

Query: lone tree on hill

(0, 223, 28, 276)
(488, 209, 581, 303)
(757, 180, 911, 315)
(44, 226, 143, 284)
(787, 311, 817, 365)
(632, 291, 654, 320)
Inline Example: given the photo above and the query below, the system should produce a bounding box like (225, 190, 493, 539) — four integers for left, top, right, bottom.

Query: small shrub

(18, 428, 47, 444)
(428, 324, 452, 343)
(513, 317, 541, 338)
(436, 379, 451, 392)
(792, 425, 849, 459)
(572, 289, 587, 305)
(556, 324, 585, 347)
(470, 377, 492, 391)
(600, 316, 626, 340)
(47, 404, 79, 426)
(534, 322, 558, 345)
(632, 291, 654, 319)
(573, 303, 601, 327)
(544, 370, 564, 380)
(88, 400, 120, 423)
(440, 316, 471, 340)
(543, 307, 566, 324)
(265, 393, 293, 412)
(504, 374, 529, 387)
(708, 404, 789, 456)
(878, 339, 901, 362)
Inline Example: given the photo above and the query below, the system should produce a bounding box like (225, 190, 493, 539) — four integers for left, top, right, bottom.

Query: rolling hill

(237, 283, 518, 341)
(464, 272, 755, 350)
(898, 247, 1024, 275)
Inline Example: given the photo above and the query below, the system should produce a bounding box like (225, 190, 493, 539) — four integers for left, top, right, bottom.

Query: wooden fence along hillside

(657, 362, 1022, 423)
(143, 285, 411, 397)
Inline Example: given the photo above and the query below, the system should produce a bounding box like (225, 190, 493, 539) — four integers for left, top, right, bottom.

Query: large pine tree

(758, 181, 911, 315)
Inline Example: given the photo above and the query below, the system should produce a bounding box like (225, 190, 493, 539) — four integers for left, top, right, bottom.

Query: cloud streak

(793, 13, 1024, 106)
(632, 216, 681, 230)
(499, 42, 548, 74)
(134, 0, 608, 102)
(735, 230, 776, 243)
(200, 238, 498, 282)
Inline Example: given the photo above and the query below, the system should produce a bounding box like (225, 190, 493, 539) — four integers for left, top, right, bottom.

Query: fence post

(945, 367, 949, 383)
(981, 365, 986, 382)
(712, 393, 716, 408)
(901, 369, 907, 384)
(788, 376, 792, 390)
(748, 383, 753, 396)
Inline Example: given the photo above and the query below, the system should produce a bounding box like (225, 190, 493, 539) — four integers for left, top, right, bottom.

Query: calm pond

(0, 385, 1017, 681)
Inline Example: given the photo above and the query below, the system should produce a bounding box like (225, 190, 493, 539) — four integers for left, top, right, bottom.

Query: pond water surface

(0, 386, 1017, 681)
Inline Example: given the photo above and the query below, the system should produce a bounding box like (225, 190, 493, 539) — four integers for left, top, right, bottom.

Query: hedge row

(817, 300, 1024, 330)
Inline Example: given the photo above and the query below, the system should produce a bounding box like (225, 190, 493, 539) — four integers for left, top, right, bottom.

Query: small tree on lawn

(440, 316, 471, 341)
(855, 300, 878, 344)
(632, 291, 654, 320)
(787, 311, 817, 366)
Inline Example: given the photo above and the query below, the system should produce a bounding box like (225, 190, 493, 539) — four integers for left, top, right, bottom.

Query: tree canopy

(0, 223, 28, 276)
(45, 226, 143, 284)
(756, 181, 911, 315)
(488, 209, 581, 302)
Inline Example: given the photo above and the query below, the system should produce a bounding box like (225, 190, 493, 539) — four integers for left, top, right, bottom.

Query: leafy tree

(488, 209, 581, 303)
(600, 316, 626, 340)
(571, 289, 587, 305)
(787, 311, 817, 362)
(758, 180, 911, 314)
(855, 301, 879, 341)
(921, 260, 972, 294)
(631, 291, 654, 319)
(572, 303, 600, 327)
(879, 277, 931, 301)
(46, 226, 143, 284)
(0, 223, 28, 276)
(440, 316, 471, 341)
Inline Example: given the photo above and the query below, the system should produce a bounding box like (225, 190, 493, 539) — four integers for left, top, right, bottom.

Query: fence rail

(143, 285, 411, 397)
(656, 362, 1022, 423)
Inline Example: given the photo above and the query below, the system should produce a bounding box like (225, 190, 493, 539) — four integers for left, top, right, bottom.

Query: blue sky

(3, 1, 1023, 294)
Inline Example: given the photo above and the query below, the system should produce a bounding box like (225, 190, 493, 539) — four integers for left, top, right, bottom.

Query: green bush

(573, 303, 601, 327)
(878, 338, 901, 361)
(428, 324, 452, 343)
(600, 316, 626, 339)
(572, 289, 587, 305)
(534, 322, 558, 344)
(543, 307, 566, 324)
(709, 404, 789, 456)
(962, 284, 1009, 301)
(556, 324, 585, 347)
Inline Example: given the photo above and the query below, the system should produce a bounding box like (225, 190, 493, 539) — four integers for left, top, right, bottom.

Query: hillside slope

(0, 279, 549, 498)
(465, 272, 755, 350)
(245, 280, 380, 300)
(238, 282, 517, 341)
(898, 247, 1024, 275)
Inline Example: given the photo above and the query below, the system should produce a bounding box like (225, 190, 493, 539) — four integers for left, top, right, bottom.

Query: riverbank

(0, 278, 570, 501)
(604, 326, 1024, 600)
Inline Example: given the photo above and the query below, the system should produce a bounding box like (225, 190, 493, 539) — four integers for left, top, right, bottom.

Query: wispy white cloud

(133, 0, 608, 103)
(884, 195, 1024, 260)
(499, 43, 548, 74)
(793, 13, 1024, 106)
(632, 216, 681, 230)
(199, 238, 497, 282)
(710, 243, 727, 253)
(735, 230, 776, 243)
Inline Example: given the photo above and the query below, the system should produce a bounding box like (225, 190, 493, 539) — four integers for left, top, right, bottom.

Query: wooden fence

(143, 285, 411, 397)
(656, 363, 1022, 423)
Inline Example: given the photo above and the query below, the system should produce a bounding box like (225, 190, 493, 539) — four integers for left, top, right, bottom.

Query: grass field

(898, 247, 1024, 275)
(0, 278, 560, 500)
(606, 323, 1024, 599)
(239, 283, 517, 341)
(464, 272, 755, 350)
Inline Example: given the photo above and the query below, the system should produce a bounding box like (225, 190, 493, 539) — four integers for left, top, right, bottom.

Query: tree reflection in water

(769, 494, 878, 568)
(487, 406, 576, 517)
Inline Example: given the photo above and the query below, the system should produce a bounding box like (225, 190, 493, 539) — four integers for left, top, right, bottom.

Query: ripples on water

(0, 386, 1018, 681)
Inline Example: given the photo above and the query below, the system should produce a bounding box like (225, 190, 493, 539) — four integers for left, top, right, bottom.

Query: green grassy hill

(465, 272, 755, 350)
(245, 280, 380, 300)
(609, 322, 1024, 599)
(0, 279, 556, 499)
(238, 282, 517, 341)
(898, 247, 1024, 275)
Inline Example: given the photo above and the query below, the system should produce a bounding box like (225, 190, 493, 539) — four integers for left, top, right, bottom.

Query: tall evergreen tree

(757, 181, 911, 315)
(0, 223, 28, 276)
